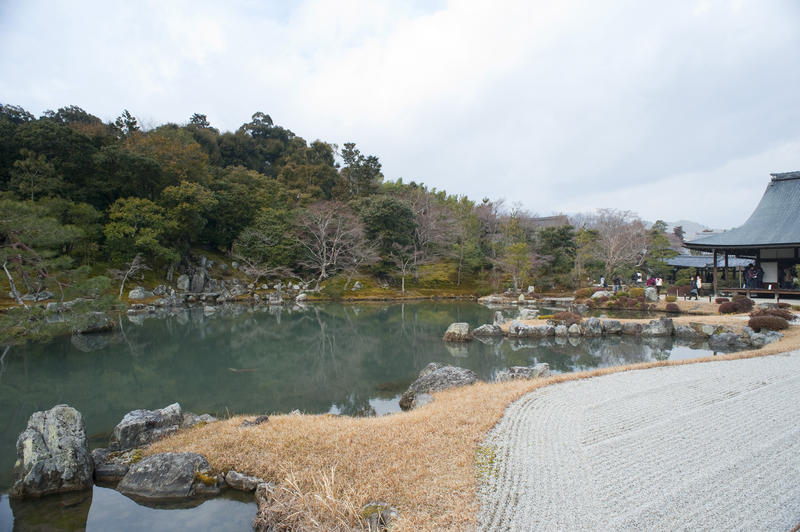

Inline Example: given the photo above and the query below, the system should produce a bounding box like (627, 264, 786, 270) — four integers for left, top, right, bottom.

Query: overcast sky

(2, 0, 799, 229)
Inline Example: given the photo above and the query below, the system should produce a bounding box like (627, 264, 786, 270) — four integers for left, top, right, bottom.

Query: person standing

(613, 275, 622, 294)
(655, 276, 663, 298)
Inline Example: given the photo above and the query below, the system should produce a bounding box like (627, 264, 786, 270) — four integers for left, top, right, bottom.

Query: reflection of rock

(399, 365, 478, 410)
(117, 452, 220, 501)
(70, 332, 111, 352)
(445, 343, 470, 358)
(12, 405, 94, 498)
(10, 488, 92, 530)
(109, 403, 183, 451)
(495, 363, 551, 382)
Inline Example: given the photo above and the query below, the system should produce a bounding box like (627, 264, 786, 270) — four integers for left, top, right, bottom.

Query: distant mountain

(664, 220, 711, 242)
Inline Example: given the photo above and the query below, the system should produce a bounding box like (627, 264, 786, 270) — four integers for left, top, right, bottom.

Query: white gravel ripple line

(477, 351, 800, 531)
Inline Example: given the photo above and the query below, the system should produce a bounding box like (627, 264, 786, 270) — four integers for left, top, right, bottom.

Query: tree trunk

(3, 261, 26, 307)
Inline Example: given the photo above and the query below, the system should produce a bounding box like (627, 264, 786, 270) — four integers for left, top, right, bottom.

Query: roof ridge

(770, 171, 800, 181)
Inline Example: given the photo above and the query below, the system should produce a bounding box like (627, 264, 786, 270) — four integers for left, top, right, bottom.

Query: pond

(0, 301, 743, 530)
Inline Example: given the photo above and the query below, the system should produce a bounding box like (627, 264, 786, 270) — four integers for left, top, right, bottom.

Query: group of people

(686, 274, 703, 300)
(600, 273, 664, 297)
(744, 263, 764, 289)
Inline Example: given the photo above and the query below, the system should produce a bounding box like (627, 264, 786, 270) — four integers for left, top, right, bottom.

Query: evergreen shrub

(718, 302, 738, 314)
(715, 297, 729, 304)
(731, 295, 754, 312)
(665, 303, 680, 313)
(665, 295, 677, 303)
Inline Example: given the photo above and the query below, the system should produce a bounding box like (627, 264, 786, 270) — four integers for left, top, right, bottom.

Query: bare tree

(295, 201, 366, 289)
(108, 254, 150, 300)
(390, 243, 419, 294)
(587, 209, 648, 276)
(342, 239, 379, 291)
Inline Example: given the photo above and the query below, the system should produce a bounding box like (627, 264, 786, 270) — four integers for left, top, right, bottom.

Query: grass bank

(148, 313, 800, 531)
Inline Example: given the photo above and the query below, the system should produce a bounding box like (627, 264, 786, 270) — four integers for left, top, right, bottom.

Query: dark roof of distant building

(685, 171, 800, 250)
(664, 254, 754, 268)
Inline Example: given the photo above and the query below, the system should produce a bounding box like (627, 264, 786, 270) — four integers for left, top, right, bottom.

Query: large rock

(109, 403, 183, 451)
(644, 286, 658, 302)
(493, 311, 507, 326)
(567, 323, 582, 336)
(399, 365, 478, 410)
(176, 274, 190, 292)
(621, 322, 642, 335)
(602, 319, 622, 334)
(708, 332, 750, 351)
(583, 317, 603, 337)
(495, 363, 551, 382)
(591, 290, 613, 299)
(91, 448, 135, 483)
(554, 324, 569, 337)
(117, 452, 219, 500)
(71, 312, 114, 334)
(443, 322, 471, 342)
(225, 470, 264, 491)
(11, 404, 93, 498)
(508, 320, 537, 338)
(518, 308, 539, 320)
(471, 324, 504, 336)
(128, 286, 154, 300)
(641, 318, 674, 337)
(675, 325, 707, 339)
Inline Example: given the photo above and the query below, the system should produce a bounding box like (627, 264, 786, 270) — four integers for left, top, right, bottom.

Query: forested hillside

(0, 103, 678, 305)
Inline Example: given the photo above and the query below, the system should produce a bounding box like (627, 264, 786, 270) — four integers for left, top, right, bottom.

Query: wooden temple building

(685, 171, 800, 299)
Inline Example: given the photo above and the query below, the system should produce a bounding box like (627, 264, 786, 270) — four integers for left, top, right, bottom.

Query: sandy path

(477, 350, 800, 531)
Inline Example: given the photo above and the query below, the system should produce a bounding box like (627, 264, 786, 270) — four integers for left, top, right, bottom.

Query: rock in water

(399, 365, 477, 410)
(12, 404, 93, 498)
(443, 322, 472, 342)
(117, 452, 217, 500)
(109, 403, 183, 451)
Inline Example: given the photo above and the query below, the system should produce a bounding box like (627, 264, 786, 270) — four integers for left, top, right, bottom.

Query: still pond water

(0, 301, 738, 530)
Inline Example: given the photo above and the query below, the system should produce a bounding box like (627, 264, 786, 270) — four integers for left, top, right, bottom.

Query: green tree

(112, 109, 140, 138)
(356, 196, 416, 259)
(159, 180, 218, 249)
(233, 207, 298, 271)
(10, 149, 62, 201)
(338, 143, 383, 198)
(103, 197, 178, 264)
(535, 225, 577, 287)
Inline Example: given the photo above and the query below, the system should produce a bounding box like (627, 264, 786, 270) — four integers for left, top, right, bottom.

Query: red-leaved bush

(748, 315, 789, 331)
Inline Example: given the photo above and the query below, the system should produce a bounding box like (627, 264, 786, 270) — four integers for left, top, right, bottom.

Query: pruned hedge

(748, 315, 789, 331)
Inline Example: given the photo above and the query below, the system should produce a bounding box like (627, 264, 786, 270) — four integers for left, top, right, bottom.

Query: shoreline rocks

(109, 403, 184, 451)
(399, 364, 478, 410)
(443, 322, 472, 342)
(117, 452, 222, 501)
(12, 405, 94, 498)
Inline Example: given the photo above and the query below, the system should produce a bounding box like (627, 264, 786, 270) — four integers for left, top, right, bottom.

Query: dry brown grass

(149, 316, 800, 531)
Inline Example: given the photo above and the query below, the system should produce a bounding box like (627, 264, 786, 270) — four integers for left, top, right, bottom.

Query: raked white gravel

(477, 351, 800, 531)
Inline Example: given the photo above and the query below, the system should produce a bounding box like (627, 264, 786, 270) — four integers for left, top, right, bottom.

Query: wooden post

(723, 251, 729, 281)
(712, 248, 718, 297)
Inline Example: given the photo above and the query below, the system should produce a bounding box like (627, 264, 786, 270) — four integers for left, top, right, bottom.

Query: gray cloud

(1, 0, 798, 228)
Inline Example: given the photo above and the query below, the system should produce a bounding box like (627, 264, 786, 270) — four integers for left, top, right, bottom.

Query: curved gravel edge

(477, 351, 800, 531)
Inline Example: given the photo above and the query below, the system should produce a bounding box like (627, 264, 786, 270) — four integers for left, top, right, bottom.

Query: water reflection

(1, 302, 737, 491)
(0, 485, 255, 532)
